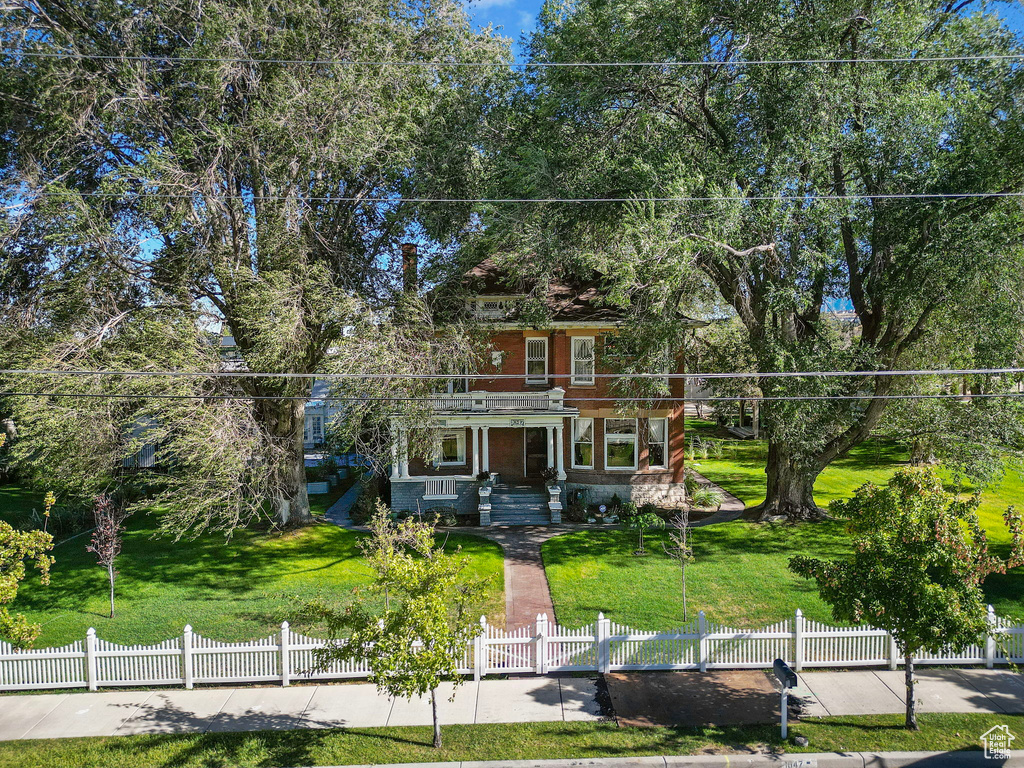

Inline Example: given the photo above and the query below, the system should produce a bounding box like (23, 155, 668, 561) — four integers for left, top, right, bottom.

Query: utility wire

(2, 391, 1022, 403)
(3, 367, 1024, 380)
(7, 190, 1024, 203)
(2, 48, 1023, 67)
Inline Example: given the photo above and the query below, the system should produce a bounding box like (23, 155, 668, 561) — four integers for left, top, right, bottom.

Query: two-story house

(388, 249, 702, 525)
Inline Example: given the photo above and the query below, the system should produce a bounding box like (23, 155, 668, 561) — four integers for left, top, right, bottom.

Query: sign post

(773, 658, 798, 740)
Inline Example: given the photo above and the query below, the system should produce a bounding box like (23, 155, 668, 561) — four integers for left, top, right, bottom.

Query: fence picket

(3, 609, 1022, 691)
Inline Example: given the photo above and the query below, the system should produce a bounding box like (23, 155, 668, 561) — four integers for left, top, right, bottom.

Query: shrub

(319, 456, 339, 476)
(608, 493, 623, 512)
(619, 501, 638, 520)
(683, 473, 700, 497)
(639, 502, 658, 517)
(425, 505, 458, 528)
(564, 488, 587, 523)
(350, 473, 381, 525)
(305, 465, 325, 483)
(691, 485, 724, 510)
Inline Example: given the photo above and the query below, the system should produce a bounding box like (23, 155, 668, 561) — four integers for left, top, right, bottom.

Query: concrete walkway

(688, 471, 745, 527)
(0, 677, 602, 742)
(324, 480, 362, 526)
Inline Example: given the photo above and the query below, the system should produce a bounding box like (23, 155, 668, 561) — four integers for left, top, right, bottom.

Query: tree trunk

(904, 654, 918, 730)
(431, 686, 441, 748)
(107, 564, 115, 619)
(747, 442, 825, 521)
(255, 398, 312, 527)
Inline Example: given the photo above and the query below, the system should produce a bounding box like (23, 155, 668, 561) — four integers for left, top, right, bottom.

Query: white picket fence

(2, 608, 1022, 692)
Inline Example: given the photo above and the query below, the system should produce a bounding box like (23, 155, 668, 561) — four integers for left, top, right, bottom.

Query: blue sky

(466, 0, 1024, 60)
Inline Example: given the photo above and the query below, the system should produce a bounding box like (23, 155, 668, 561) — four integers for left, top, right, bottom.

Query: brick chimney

(401, 243, 418, 293)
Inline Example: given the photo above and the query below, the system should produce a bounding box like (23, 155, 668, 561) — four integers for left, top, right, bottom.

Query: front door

(524, 427, 547, 479)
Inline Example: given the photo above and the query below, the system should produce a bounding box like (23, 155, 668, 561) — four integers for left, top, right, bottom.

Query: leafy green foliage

(0, 522, 53, 647)
(491, 1, 1024, 518)
(621, 509, 665, 555)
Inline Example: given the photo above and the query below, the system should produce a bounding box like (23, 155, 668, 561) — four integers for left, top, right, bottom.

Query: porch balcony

(429, 387, 566, 413)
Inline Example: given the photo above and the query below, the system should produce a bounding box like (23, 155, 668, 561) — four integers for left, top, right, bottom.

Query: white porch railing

(2, 607, 1022, 691)
(430, 389, 565, 412)
(424, 478, 457, 499)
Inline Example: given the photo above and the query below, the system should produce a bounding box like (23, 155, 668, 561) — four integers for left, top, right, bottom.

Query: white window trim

(571, 417, 594, 469)
(571, 336, 596, 386)
(648, 417, 669, 469)
(525, 337, 548, 384)
(604, 417, 638, 472)
(438, 430, 467, 466)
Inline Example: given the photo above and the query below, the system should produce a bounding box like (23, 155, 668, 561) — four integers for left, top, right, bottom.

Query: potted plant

(541, 466, 559, 487)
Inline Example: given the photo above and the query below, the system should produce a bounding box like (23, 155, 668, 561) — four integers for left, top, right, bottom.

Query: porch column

(472, 426, 481, 477)
(481, 426, 490, 473)
(399, 427, 410, 479)
(390, 422, 399, 480)
(546, 426, 554, 469)
(555, 423, 566, 480)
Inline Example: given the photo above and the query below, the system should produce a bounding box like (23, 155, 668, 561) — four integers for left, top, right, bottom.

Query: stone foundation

(566, 482, 688, 508)
(389, 479, 480, 516)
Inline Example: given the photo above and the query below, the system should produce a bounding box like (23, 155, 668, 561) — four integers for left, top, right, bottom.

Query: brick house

(389, 250, 702, 525)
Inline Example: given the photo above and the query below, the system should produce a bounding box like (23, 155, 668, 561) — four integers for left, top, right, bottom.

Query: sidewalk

(0, 677, 602, 741)
(2, 668, 1022, 742)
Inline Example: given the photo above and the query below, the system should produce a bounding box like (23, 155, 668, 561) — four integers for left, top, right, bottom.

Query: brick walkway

(477, 528, 564, 630)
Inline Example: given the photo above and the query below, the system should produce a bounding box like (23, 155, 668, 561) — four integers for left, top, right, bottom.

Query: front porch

(389, 389, 576, 525)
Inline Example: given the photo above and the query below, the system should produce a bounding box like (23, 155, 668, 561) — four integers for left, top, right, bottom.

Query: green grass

(687, 418, 1024, 544)
(543, 521, 1024, 630)
(0, 714, 1018, 768)
(11, 515, 504, 647)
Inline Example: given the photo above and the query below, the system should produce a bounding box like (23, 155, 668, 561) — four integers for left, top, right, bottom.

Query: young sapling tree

(86, 495, 129, 619)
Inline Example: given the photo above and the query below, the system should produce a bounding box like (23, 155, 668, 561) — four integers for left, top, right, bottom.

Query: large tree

(487, 0, 1024, 519)
(1, 0, 507, 531)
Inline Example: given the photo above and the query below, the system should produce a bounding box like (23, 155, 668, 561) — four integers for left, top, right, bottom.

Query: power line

(7, 190, 1024, 204)
(2, 48, 1023, 68)
(2, 391, 1022, 403)
(3, 366, 1024, 380)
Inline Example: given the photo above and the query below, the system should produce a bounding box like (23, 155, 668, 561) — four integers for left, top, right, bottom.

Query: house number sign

(509, 418, 526, 427)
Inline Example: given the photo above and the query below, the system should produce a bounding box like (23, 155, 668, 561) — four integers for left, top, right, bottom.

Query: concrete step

(490, 500, 549, 508)
(490, 494, 548, 503)
(491, 517, 551, 526)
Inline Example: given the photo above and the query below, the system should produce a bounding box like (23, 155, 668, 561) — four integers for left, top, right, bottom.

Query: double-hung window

(438, 430, 466, 465)
(525, 337, 548, 384)
(571, 336, 596, 386)
(604, 418, 638, 470)
(572, 417, 594, 469)
(648, 417, 669, 469)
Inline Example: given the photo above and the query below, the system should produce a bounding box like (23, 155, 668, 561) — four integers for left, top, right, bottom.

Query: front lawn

(688, 418, 1024, 544)
(10, 515, 504, 647)
(543, 522, 1024, 630)
(0, 714, 1018, 768)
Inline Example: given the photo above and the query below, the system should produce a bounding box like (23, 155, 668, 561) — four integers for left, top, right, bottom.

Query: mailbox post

(773, 658, 798, 739)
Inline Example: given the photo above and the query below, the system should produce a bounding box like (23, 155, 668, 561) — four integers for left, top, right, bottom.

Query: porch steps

(489, 484, 550, 526)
